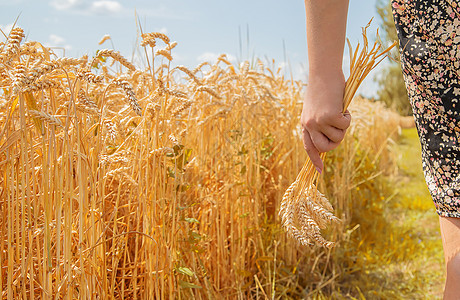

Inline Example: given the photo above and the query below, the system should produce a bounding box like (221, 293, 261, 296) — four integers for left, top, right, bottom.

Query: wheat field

(0, 27, 426, 299)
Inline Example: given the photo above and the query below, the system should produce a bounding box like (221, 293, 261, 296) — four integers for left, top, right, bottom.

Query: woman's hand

(301, 71, 351, 173)
(302, 0, 350, 173)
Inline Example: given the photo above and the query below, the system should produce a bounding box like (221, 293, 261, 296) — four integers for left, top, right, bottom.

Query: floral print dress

(392, 0, 460, 218)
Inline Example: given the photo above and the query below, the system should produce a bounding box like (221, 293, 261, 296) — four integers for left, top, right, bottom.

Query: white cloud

(90, 1, 122, 14)
(267, 60, 306, 82)
(47, 34, 73, 52)
(278, 61, 288, 70)
(197, 52, 236, 64)
(157, 27, 168, 34)
(50, 0, 84, 11)
(49, 34, 66, 45)
(49, 0, 187, 20)
(49, 0, 124, 15)
(294, 64, 307, 81)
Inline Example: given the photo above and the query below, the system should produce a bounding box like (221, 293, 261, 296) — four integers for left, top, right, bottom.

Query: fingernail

(316, 167, 322, 174)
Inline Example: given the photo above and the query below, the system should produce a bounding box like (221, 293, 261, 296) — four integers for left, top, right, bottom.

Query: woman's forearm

(301, 0, 351, 172)
(304, 0, 349, 77)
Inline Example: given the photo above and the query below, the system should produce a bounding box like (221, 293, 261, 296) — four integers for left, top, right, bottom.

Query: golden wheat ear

(280, 22, 397, 248)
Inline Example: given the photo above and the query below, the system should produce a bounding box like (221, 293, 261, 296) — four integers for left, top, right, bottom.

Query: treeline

(375, 0, 411, 116)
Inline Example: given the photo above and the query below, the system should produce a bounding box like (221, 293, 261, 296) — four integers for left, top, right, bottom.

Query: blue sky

(1, 0, 383, 96)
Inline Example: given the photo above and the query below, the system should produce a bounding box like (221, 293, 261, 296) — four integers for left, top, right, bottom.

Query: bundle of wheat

(279, 22, 397, 248)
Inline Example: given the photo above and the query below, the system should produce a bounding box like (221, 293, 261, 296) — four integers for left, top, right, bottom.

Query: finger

(330, 111, 352, 130)
(302, 129, 324, 173)
(310, 130, 341, 153)
(321, 126, 346, 143)
(343, 110, 352, 123)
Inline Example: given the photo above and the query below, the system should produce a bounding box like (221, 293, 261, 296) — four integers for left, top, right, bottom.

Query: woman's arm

(301, 0, 351, 173)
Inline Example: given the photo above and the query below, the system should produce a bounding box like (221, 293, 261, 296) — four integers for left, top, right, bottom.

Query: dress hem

(437, 210, 460, 219)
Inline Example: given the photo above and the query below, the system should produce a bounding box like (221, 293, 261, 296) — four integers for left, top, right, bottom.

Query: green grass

(396, 128, 434, 211)
(330, 127, 445, 299)
(379, 128, 444, 298)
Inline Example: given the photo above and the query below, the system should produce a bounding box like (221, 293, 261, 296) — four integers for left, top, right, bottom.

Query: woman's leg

(439, 216, 460, 300)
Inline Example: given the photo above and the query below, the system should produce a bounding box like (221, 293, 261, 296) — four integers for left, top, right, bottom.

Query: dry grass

(0, 25, 426, 299)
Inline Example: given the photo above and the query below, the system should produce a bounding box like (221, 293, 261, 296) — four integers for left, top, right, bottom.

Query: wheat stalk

(76, 89, 100, 116)
(28, 110, 63, 127)
(155, 49, 173, 61)
(140, 32, 170, 48)
(98, 34, 112, 45)
(112, 78, 142, 116)
(91, 49, 136, 72)
(0, 27, 25, 63)
(77, 70, 104, 84)
(196, 86, 221, 99)
(23, 79, 60, 92)
(175, 65, 203, 85)
(279, 22, 397, 248)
